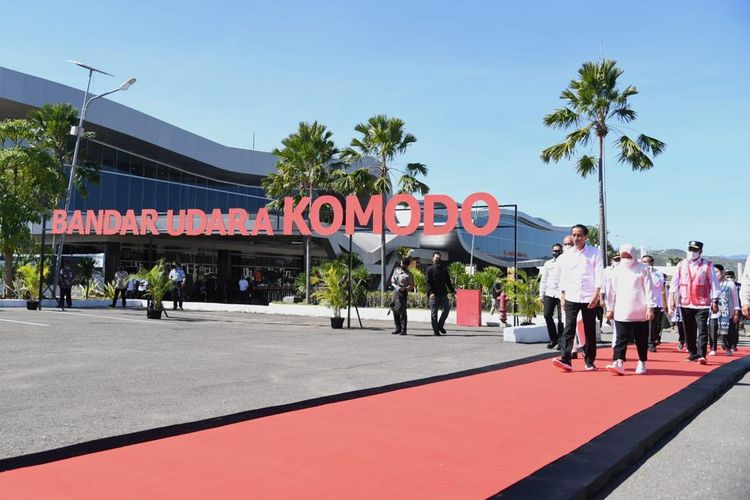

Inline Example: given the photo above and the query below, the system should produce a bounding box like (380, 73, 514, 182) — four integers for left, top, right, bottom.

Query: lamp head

(119, 78, 136, 91)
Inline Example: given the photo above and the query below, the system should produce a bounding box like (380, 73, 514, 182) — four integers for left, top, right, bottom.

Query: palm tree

(75, 257, 101, 299)
(541, 59, 665, 265)
(343, 115, 429, 306)
(262, 121, 338, 303)
(28, 103, 100, 195)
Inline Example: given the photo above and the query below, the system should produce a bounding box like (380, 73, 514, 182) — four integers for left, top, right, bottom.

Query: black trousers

(613, 320, 649, 362)
(392, 291, 408, 332)
(675, 321, 685, 344)
(112, 288, 126, 306)
(728, 321, 739, 349)
(680, 307, 710, 357)
(542, 295, 562, 344)
(430, 295, 450, 333)
(172, 284, 183, 309)
(648, 307, 663, 348)
(561, 301, 597, 364)
(59, 287, 72, 308)
(708, 318, 719, 351)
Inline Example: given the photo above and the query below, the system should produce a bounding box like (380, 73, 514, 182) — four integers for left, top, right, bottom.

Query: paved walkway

(0, 306, 534, 459)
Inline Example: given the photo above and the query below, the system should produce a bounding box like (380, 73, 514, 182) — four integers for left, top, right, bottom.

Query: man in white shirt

(605, 244, 656, 375)
(641, 255, 667, 353)
(553, 224, 604, 372)
(238, 276, 250, 303)
(539, 243, 564, 349)
(669, 241, 720, 364)
(169, 262, 186, 310)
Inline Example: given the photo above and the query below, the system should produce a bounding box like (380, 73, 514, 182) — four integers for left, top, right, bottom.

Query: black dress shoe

(392, 330, 402, 335)
(439, 327, 447, 334)
(546, 342, 558, 349)
(399, 332, 407, 336)
(648, 346, 657, 353)
(434, 332, 441, 336)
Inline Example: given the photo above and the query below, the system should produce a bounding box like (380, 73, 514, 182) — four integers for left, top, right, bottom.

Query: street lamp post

(51, 61, 135, 308)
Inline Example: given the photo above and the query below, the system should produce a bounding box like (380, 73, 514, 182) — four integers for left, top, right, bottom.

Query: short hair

(402, 257, 411, 267)
(571, 224, 588, 236)
(432, 251, 442, 258)
(552, 243, 563, 249)
(642, 255, 654, 262)
(714, 264, 724, 272)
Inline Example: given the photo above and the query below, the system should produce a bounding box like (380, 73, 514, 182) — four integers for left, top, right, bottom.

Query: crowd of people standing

(537, 225, 749, 375)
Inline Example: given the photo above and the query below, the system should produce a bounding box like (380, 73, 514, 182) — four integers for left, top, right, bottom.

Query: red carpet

(1, 345, 746, 499)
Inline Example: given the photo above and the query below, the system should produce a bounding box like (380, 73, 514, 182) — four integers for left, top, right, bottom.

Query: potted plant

(135, 259, 171, 319)
(312, 262, 347, 328)
(502, 269, 542, 326)
(16, 263, 47, 310)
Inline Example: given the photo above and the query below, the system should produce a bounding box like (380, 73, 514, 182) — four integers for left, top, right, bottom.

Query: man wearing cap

(641, 255, 667, 352)
(553, 224, 603, 372)
(669, 241, 720, 364)
(539, 243, 564, 349)
(605, 244, 656, 375)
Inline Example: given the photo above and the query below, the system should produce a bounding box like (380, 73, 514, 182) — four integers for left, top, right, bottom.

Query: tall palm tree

(28, 103, 100, 195)
(343, 115, 429, 306)
(262, 121, 338, 303)
(541, 59, 665, 265)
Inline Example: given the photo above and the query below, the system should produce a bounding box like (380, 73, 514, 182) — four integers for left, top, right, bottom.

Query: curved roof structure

(0, 66, 277, 184)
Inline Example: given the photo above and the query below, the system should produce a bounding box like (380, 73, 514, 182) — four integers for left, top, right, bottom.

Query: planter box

(456, 289, 481, 327)
(503, 321, 602, 343)
(503, 324, 549, 343)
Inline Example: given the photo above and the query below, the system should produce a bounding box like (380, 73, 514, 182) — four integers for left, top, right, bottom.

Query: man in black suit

(426, 251, 456, 336)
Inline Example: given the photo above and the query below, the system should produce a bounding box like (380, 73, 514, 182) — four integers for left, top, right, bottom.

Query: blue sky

(2, 0, 748, 255)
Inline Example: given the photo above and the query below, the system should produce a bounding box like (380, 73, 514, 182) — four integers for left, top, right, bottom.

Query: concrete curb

(492, 355, 750, 499)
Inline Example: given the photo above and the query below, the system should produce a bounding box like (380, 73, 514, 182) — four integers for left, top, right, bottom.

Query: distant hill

(649, 249, 744, 270)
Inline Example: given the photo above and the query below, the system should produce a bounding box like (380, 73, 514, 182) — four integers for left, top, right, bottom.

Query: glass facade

(69, 140, 270, 215)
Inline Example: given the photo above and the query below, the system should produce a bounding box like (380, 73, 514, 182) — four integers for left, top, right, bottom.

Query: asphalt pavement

(0, 306, 537, 459)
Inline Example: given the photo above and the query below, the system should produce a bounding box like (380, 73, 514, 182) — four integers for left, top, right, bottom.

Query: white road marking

(0, 318, 49, 327)
(43, 310, 155, 324)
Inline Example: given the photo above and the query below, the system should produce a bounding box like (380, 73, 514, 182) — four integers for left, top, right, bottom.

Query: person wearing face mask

(668, 284, 686, 351)
(553, 224, 603, 372)
(539, 243, 564, 349)
(669, 241, 720, 364)
(604, 244, 656, 375)
(602, 253, 621, 348)
(426, 251, 456, 336)
(708, 264, 740, 355)
(725, 271, 742, 350)
(742, 254, 750, 330)
(641, 255, 667, 353)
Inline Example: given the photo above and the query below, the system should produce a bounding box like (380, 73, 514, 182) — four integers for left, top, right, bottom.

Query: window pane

(102, 146, 116, 172)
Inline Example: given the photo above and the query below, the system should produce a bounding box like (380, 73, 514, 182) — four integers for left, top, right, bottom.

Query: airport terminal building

(0, 66, 570, 300)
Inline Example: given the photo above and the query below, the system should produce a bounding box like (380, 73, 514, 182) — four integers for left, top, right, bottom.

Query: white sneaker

(606, 360, 625, 376)
(708, 350, 716, 356)
(636, 361, 647, 375)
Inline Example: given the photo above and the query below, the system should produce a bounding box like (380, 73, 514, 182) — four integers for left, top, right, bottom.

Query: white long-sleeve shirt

(741, 253, 750, 306)
(648, 267, 665, 308)
(605, 262, 656, 322)
(539, 257, 561, 299)
(558, 244, 603, 303)
(668, 257, 720, 309)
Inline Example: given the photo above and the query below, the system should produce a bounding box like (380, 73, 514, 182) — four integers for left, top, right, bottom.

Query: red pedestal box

(456, 289, 482, 326)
